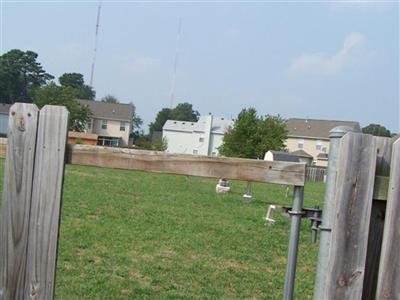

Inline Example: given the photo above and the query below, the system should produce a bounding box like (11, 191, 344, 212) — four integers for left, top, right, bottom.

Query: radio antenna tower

(90, 1, 102, 88)
(169, 18, 182, 108)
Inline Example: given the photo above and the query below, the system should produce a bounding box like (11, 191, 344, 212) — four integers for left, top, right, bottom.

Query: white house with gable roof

(162, 115, 233, 156)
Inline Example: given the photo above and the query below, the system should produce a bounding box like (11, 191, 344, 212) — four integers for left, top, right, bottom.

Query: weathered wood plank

(25, 106, 69, 299)
(0, 140, 306, 185)
(324, 132, 377, 300)
(67, 144, 306, 186)
(376, 138, 400, 299)
(362, 136, 393, 299)
(372, 175, 389, 201)
(0, 104, 39, 300)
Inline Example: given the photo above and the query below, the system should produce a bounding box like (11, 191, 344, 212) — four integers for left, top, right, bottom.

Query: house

(78, 99, 134, 147)
(285, 118, 360, 167)
(264, 149, 313, 166)
(68, 131, 98, 145)
(0, 103, 11, 137)
(162, 115, 233, 156)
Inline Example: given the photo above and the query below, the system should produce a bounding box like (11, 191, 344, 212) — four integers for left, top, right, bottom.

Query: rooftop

(291, 149, 314, 158)
(163, 115, 233, 134)
(0, 103, 12, 114)
(77, 99, 134, 122)
(267, 151, 301, 163)
(286, 118, 360, 139)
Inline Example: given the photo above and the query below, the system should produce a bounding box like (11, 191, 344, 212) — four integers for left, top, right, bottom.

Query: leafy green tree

(152, 137, 168, 151)
(101, 95, 120, 103)
(219, 108, 287, 159)
(0, 49, 53, 103)
(59, 72, 84, 88)
(129, 101, 143, 141)
(58, 73, 95, 100)
(170, 103, 199, 121)
(362, 123, 391, 137)
(149, 108, 172, 134)
(149, 103, 199, 134)
(33, 83, 91, 132)
(135, 134, 167, 151)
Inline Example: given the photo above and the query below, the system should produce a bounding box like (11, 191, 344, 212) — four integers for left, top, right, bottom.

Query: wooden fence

(305, 166, 326, 182)
(0, 104, 307, 299)
(1, 103, 399, 300)
(0, 104, 68, 299)
(313, 132, 399, 300)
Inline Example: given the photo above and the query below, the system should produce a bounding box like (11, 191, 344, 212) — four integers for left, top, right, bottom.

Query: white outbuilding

(162, 115, 233, 156)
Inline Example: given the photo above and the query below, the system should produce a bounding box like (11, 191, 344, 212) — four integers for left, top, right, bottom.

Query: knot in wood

(29, 283, 38, 298)
(18, 116, 25, 132)
(337, 277, 347, 287)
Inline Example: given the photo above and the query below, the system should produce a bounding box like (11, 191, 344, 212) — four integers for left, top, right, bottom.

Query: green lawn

(0, 160, 325, 299)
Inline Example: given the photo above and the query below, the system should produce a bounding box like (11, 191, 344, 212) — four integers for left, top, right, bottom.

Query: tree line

(0, 49, 141, 134)
(0, 49, 394, 155)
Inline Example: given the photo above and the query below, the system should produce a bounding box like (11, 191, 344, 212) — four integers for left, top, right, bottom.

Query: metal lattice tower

(90, 1, 102, 88)
(169, 18, 182, 108)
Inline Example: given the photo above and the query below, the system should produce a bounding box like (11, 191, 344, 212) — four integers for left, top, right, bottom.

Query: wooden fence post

(25, 106, 69, 299)
(376, 137, 400, 299)
(0, 104, 39, 300)
(0, 104, 68, 300)
(362, 136, 393, 299)
(323, 132, 377, 299)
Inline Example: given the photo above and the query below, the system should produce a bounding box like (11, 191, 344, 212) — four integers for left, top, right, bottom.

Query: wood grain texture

(362, 137, 392, 300)
(2, 143, 306, 186)
(67, 144, 306, 186)
(0, 104, 39, 300)
(324, 132, 377, 300)
(376, 138, 400, 299)
(25, 106, 69, 300)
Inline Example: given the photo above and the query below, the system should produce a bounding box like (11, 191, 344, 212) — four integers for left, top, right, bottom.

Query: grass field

(0, 160, 325, 299)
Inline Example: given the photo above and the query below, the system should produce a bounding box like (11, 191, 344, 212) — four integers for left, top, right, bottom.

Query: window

(87, 119, 92, 130)
(101, 120, 107, 130)
(199, 137, 204, 143)
(297, 139, 304, 149)
(316, 140, 322, 150)
(97, 136, 120, 147)
(193, 149, 198, 155)
(120, 121, 126, 131)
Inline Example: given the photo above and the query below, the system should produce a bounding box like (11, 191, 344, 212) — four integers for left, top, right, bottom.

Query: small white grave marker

(265, 205, 276, 225)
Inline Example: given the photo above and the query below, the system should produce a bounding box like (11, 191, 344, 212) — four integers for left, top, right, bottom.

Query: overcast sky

(1, 1, 398, 132)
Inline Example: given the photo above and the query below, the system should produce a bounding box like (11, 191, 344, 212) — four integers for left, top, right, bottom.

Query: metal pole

(313, 126, 357, 300)
(283, 185, 304, 300)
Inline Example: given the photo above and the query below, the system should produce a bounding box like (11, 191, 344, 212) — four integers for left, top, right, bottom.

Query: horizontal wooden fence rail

(66, 144, 306, 186)
(0, 143, 307, 185)
(0, 142, 394, 192)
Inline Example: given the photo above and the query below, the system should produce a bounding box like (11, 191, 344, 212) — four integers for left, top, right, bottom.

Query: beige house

(285, 118, 360, 167)
(78, 99, 134, 147)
